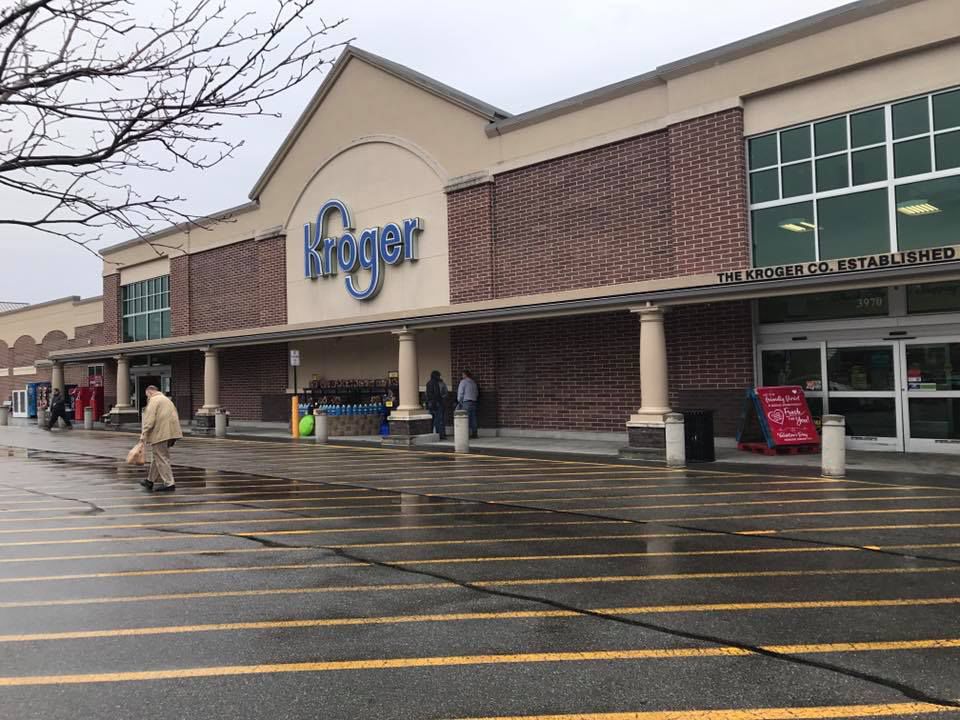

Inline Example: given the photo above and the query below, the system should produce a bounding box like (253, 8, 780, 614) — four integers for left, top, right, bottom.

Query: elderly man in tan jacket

(139, 385, 183, 492)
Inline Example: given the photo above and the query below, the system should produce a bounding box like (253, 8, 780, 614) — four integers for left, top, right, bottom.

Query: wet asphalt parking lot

(0, 427, 958, 720)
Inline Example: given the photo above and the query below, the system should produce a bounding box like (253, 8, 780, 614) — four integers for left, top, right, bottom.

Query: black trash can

(683, 409, 715, 463)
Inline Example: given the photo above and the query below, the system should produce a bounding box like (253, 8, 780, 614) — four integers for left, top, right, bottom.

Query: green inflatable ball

(299, 415, 315, 436)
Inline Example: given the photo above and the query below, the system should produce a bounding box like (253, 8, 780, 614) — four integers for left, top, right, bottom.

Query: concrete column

(454, 409, 470, 453)
(821, 415, 846, 478)
(114, 355, 132, 410)
(383, 328, 434, 446)
(51, 362, 64, 395)
(314, 410, 328, 444)
(631, 304, 671, 423)
(664, 412, 686, 468)
(393, 329, 422, 418)
(201, 348, 220, 412)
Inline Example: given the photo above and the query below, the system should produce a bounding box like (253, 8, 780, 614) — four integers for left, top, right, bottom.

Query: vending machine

(26, 382, 51, 418)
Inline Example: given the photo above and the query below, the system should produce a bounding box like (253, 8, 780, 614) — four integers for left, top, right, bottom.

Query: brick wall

(176, 235, 286, 336)
(448, 304, 754, 435)
(102, 274, 121, 344)
(489, 131, 672, 299)
(170, 344, 288, 421)
(447, 108, 748, 303)
(170, 254, 191, 337)
(666, 301, 755, 435)
(447, 181, 494, 303)
(669, 110, 749, 275)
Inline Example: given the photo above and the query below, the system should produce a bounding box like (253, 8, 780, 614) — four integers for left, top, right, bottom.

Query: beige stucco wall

(289, 328, 451, 391)
(0, 298, 102, 346)
(744, 42, 960, 135)
(119, 257, 171, 285)
(285, 139, 449, 325)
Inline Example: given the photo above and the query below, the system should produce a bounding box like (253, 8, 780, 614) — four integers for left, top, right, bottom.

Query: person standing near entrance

(139, 385, 183, 492)
(457, 369, 479, 439)
(426, 370, 449, 440)
(46, 389, 72, 430)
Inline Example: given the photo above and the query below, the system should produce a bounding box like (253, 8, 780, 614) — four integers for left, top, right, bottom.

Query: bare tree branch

(0, 0, 350, 257)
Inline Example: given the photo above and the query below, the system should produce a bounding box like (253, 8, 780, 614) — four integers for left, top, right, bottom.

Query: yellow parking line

(0, 519, 627, 547)
(0, 640, 957, 686)
(0, 545, 867, 583)
(3, 597, 957, 643)
(4, 491, 942, 525)
(453, 701, 955, 720)
(2, 566, 956, 609)
(0, 532, 702, 564)
(0, 508, 542, 535)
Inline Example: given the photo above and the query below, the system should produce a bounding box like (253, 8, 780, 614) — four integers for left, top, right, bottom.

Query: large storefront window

(749, 86, 960, 267)
(758, 287, 888, 324)
(122, 276, 171, 343)
(907, 281, 960, 314)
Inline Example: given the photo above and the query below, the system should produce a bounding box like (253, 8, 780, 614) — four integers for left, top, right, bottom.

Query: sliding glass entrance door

(826, 342, 903, 451)
(902, 339, 960, 453)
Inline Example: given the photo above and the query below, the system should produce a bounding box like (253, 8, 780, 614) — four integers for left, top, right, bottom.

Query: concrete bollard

(37, 409, 46, 428)
(214, 409, 227, 439)
(314, 410, 328, 444)
(821, 414, 846, 478)
(83, 406, 93, 430)
(0, 406, 8, 426)
(664, 412, 686, 468)
(454, 409, 470, 453)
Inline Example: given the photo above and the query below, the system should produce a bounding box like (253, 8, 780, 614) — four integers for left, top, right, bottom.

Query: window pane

(896, 175, 960, 250)
(909, 398, 960, 439)
(134, 315, 147, 342)
(831, 397, 898, 438)
(161, 310, 171, 338)
(148, 312, 162, 340)
(781, 162, 812, 198)
(162, 275, 170, 292)
(814, 117, 846, 155)
(160, 291, 170, 310)
(933, 89, 960, 131)
(749, 134, 777, 169)
(907, 281, 960, 314)
(758, 288, 887, 323)
(852, 146, 887, 185)
(123, 317, 135, 343)
(147, 293, 156, 311)
(935, 130, 960, 171)
(850, 108, 885, 147)
(905, 342, 960, 391)
(780, 126, 810, 162)
(894, 137, 931, 177)
(827, 346, 895, 391)
(816, 154, 848, 191)
(817, 189, 889, 260)
(761, 349, 822, 390)
(892, 97, 929, 138)
(751, 201, 815, 267)
(750, 169, 779, 203)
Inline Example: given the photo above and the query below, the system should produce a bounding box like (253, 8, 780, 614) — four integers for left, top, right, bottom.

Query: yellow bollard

(291, 395, 300, 438)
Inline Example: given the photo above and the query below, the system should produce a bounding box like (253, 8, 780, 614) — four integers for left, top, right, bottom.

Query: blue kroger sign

(303, 199, 423, 301)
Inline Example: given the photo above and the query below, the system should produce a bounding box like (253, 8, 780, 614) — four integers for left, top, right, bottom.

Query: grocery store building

(5, 0, 960, 453)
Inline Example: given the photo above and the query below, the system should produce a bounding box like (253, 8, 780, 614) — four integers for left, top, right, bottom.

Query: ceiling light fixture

(778, 219, 817, 232)
(897, 199, 941, 216)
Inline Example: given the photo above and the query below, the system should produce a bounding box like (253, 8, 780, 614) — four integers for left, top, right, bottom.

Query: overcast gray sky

(0, 0, 850, 304)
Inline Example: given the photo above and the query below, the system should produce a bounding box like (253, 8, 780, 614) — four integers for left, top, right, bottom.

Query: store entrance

(761, 338, 960, 453)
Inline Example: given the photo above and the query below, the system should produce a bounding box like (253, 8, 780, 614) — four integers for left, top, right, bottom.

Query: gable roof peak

(249, 44, 510, 200)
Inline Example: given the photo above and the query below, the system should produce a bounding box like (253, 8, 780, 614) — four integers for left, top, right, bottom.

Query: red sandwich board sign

(737, 386, 820, 454)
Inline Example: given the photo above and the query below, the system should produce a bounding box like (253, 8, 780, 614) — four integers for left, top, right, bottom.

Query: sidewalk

(6, 417, 960, 477)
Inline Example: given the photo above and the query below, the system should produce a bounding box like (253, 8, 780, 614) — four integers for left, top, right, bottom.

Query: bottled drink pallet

(737, 442, 821, 456)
